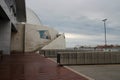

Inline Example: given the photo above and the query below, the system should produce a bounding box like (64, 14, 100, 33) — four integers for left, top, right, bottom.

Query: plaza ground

(0, 53, 87, 80)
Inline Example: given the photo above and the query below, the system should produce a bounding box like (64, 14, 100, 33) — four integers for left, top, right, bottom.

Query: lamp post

(102, 19, 107, 47)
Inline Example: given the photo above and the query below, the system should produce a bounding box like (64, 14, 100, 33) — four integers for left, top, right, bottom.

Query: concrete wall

(0, 20, 11, 55)
(0, 0, 17, 26)
(11, 24, 25, 52)
(42, 34, 66, 50)
(58, 52, 120, 65)
(11, 23, 63, 53)
(43, 25, 59, 40)
(25, 24, 59, 52)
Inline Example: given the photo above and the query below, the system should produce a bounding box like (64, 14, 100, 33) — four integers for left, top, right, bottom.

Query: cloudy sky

(26, 0, 120, 47)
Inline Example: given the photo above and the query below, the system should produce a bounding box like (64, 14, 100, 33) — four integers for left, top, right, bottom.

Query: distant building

(96, 45, 120, 52)
(0, 0, 66, 55)
(73, 45, 120, 52)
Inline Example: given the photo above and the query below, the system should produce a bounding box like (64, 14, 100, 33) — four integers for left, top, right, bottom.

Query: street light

(102, 19, 107, 47)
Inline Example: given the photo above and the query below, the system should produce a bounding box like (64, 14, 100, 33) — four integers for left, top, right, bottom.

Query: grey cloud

(26, 0, 120, 47)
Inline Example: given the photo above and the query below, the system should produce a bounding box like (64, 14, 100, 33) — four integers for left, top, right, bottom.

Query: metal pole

(104, 20, 107, 46)
(102, 19, 107, 47)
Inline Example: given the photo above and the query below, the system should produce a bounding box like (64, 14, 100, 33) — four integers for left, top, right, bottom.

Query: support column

(0, 20, 11, 55)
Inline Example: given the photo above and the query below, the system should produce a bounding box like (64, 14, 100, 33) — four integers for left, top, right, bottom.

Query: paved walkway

(69, 65, 120, 80)
(0, 53, 88, 80)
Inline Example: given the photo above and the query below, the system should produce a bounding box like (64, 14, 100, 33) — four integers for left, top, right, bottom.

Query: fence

(39, 49, 93, 58)
(39, 50, 58, 58)
(57, 52, 120, 65)
(39, 50, 120, 65)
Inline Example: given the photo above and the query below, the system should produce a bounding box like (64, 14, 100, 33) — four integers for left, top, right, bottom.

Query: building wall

(0, 20, 11, 55)
(42, 34, 66, 50)
(11, 24, 25, 52)
(0, 0, 66, 54)
(25, 24, 59, 52)
(0, 0, 17, 26)
(11, 23, 65, 53)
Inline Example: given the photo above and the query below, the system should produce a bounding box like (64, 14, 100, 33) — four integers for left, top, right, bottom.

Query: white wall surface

(11, 24, 24, 52)
(25, 24, 59, 52)
(42, 34, 66, 50)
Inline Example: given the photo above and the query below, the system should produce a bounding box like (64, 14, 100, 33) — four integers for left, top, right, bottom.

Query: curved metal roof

(26, 8, 42, 25)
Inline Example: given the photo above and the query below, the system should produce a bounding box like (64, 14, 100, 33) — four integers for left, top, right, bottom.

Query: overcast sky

(26, 0, 120, 47)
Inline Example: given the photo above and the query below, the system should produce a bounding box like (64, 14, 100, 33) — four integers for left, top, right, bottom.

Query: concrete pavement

(69, 65, 120, 80)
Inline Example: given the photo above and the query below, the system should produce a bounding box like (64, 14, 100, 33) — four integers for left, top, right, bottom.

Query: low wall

(39, 49, 120, 65)
(57, 52, 120, 65)
(39, 49, 91, 58)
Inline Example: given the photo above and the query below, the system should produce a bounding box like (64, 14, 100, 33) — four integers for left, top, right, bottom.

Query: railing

(39, 49, 61, 58)
(39, 49, 93, 58)
(39, 49, 120, 65)
(57, 52, 120, 65)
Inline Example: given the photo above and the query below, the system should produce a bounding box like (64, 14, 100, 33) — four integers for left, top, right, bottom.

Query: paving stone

(0, 53, 88, 80)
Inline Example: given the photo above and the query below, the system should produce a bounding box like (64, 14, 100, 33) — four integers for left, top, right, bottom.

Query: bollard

(57, 53, 60, 64)
(0, 50, 3, 61)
